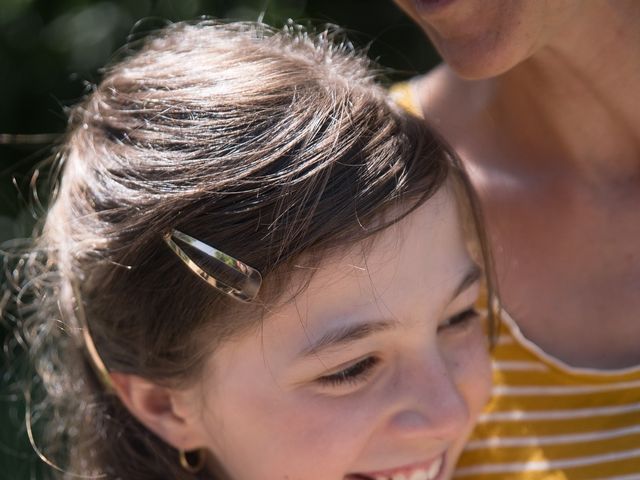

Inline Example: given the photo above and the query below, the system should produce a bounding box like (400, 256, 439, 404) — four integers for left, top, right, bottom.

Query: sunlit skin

(169, 184, 491, 480)
(392, 0, 640, 369)
(392, 0, 582, 79)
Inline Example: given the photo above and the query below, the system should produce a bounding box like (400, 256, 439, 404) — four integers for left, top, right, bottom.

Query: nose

(385, 354, 471, 441)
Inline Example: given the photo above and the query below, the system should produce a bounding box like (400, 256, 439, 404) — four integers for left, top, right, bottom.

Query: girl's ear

(110, 372, 206, 451)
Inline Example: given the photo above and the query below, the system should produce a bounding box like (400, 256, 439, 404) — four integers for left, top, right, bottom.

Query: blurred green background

(0, 0, 439, 477)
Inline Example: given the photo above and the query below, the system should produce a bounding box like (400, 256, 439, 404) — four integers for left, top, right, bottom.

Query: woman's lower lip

(412, 0, 456, 15)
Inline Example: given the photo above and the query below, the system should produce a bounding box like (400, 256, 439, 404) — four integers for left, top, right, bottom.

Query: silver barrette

(163, 229, 262, 302)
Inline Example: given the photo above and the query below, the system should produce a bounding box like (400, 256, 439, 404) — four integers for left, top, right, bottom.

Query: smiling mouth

(346, 454, 445, 480)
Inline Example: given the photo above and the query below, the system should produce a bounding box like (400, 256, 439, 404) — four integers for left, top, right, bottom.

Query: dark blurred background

(0, 1, 439, 477)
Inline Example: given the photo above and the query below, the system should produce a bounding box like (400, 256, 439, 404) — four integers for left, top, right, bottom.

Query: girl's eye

(315, 356, 379, 387)
(438, 307, 479, 332)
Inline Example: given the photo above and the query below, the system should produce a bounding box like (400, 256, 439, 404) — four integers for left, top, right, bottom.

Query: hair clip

(163, 229, 262, 302)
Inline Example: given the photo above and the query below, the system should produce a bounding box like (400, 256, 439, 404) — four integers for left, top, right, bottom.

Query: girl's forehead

(257, 186, 469, 343)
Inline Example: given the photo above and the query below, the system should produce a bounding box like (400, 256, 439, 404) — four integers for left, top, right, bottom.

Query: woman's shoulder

(389, 80, 423, 118)
(392, 65, 491, 120)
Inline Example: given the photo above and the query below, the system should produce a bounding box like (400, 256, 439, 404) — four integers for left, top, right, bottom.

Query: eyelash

(315, 308, 479, 388)
(316, 356, 379, 387)
(438, 307, 479, 331)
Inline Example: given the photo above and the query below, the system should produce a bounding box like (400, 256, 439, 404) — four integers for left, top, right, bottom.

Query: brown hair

(7, 20, 494, 480)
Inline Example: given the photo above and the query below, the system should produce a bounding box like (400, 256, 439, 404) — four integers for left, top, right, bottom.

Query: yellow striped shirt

(456, 309, 640, 479)
(391, 81, 640, 479)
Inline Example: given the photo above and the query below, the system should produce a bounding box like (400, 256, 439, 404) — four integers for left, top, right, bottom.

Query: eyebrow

(297, 264, 483, 359)
(451, 264, 483, 301)
(297, 321, 395, 358)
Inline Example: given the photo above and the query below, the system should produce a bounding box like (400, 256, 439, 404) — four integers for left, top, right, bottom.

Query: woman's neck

(488, 1, 640, 183)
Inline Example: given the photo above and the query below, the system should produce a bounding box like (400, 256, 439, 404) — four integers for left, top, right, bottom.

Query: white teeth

(409, 469, 429, 480)
(390, 472, 429, 480)
(391, 475, 408, 480)
(368, 455, 443, 480)
(426, 457, 443, 480)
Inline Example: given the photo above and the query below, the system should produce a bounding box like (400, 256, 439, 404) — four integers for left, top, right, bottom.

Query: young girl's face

(185, 184, 491, 480)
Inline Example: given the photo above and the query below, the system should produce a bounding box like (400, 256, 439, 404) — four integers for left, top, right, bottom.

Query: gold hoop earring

(179, 449, 206, 474)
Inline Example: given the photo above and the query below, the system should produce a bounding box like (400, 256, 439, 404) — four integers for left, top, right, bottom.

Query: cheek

(198, 380, 377, 480)
(438, 323, 492, 467)
(442, 322, 492, 415)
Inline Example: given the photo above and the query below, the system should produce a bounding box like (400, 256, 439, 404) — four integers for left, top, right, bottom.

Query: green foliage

(0, 1, 438, 477)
